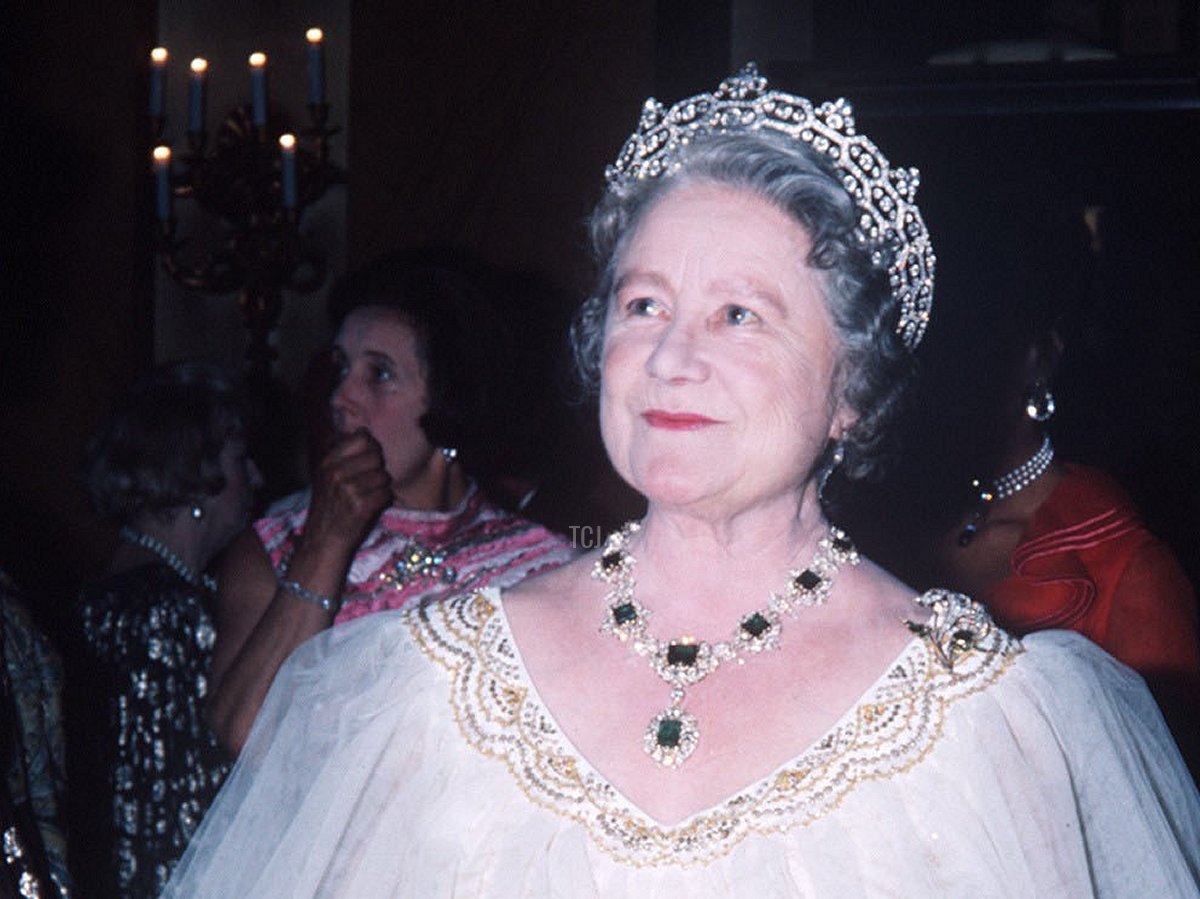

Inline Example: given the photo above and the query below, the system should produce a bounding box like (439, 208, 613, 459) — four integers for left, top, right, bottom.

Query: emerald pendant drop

(656, 717, 683, 747)
(644, 706, 699, 768)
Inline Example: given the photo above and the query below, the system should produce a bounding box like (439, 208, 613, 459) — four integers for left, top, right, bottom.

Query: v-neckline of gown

(489, 586, 998, 828)
(408, 586, 1016, 865)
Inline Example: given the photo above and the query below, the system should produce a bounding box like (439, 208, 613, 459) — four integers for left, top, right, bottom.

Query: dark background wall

(2, 1, 1197, 629)
(1, 1, 158, 624)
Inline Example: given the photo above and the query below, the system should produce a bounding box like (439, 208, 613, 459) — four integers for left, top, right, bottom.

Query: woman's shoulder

(236, 593, 495, 764)
(279, 589, 495, 684)
(252, 602, 449, 739)
(453, 492, 574, 550)
(78, 565, 202, 620)
(1026, 463, 1142, 538)
(904, 586, 1174, 732)
(441, 499, 578, 590)
(502, 549, 592, 596)
(938, 607, 1182, 762)
(1008, 626, 1152, 700)
(390, 588, 509, 669)
(904, 590, 1193, 777)
(905, 587, 1121, 675)
(889, 589, 1025, 703)
(990, 628, 1199, 802)
(1057, 463, 1137, 507)
(290, 601, 426, 665)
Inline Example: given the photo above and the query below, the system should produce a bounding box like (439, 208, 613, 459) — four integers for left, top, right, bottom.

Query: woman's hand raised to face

(305, 427, 392, 552)
(206, 428, 389, 756)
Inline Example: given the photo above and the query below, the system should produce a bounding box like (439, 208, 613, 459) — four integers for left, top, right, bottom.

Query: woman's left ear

(831, 402, 858, 442)
(1022, 328, 1064, 384)
(828, 359, 858, 438)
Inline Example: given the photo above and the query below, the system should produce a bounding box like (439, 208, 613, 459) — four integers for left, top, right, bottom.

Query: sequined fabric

(75, 565, 230, 897)
(2, 820, 48, 898)
(2, 571, 69, 897)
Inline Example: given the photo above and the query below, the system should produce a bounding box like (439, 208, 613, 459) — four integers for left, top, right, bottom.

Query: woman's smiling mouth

(642, 409, 721, 430)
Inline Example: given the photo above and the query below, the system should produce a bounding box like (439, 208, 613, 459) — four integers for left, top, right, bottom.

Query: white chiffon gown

(163, 588, 1200, 897)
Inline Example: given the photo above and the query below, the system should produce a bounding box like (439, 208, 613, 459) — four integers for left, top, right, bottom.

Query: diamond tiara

(604, 64, 935, 350)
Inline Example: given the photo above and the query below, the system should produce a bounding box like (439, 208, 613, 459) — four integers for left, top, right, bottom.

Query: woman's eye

(330, 351, 349, 383)
(723, 304, 760, 326)
(626, 297, 663, 317)
(369, 364, 394, 384)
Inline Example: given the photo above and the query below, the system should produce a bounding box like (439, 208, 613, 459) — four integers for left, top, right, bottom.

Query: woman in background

(73, 362, 259, 897)
(843, 202, 1200, 775)
(206, 252, 574, 754)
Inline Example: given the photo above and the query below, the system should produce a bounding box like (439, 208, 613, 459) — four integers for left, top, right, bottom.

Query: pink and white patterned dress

(254, 482, 574, 623)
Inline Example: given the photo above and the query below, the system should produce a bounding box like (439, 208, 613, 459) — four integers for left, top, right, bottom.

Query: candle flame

(152, 146, 172, 164)
(279, 133, 297, 150)
(151, 47, 169, 65)
(190, 57, 208, 75)
(306, 28, 324, 44)
(249, 52, 267, 68)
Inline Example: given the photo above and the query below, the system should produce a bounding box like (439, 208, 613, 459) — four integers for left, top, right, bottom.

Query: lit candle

(279, 133, 298, 209)
(152, 145, 173, 221)
(187, 58, 208, 133)
(305, 28, 325, 106)
(249, 52, 268, 127)
(148, 47, 168, 117)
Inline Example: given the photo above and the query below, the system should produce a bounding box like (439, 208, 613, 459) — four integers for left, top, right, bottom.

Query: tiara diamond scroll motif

(605, 64, 936, 350)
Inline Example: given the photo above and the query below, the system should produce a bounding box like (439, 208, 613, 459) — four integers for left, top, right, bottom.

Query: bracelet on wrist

(277, 574, 339, 613)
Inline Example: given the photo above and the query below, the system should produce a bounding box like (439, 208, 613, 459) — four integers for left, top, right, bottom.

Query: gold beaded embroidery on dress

(407, 588, 1019, 867)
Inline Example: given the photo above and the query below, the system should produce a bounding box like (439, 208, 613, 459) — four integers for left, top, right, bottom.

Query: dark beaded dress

(73, 564, 230, 898)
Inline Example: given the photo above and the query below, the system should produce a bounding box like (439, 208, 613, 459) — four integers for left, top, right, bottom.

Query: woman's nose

(329, 374, 361, 431)
(645, 321, 707, 383)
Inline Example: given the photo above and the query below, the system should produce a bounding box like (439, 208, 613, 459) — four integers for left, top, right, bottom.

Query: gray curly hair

(570, 129, 915, 481)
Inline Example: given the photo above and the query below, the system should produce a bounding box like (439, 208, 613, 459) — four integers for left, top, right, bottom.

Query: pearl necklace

(593, 521, 859, 769)
(119, 526, 218, 593)
(992, 434, 1054, 499)
(958, 435, 1055, 546)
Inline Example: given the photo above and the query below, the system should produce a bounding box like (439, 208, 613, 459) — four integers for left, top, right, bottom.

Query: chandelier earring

(440, 446, 459, 464)
(1024, 380, 1056, 422)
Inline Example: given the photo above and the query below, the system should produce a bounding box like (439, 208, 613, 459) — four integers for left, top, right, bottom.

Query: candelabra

(148, 33, 340, 382)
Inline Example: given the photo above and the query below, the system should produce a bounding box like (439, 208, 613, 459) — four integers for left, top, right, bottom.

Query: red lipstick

(642, 410, 719, 430)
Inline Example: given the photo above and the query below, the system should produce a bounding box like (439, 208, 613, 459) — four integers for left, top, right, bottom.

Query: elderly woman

(165, 67, 1199, 897)
(206, 251, 574, 753)
(73, 362, 260, 897)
